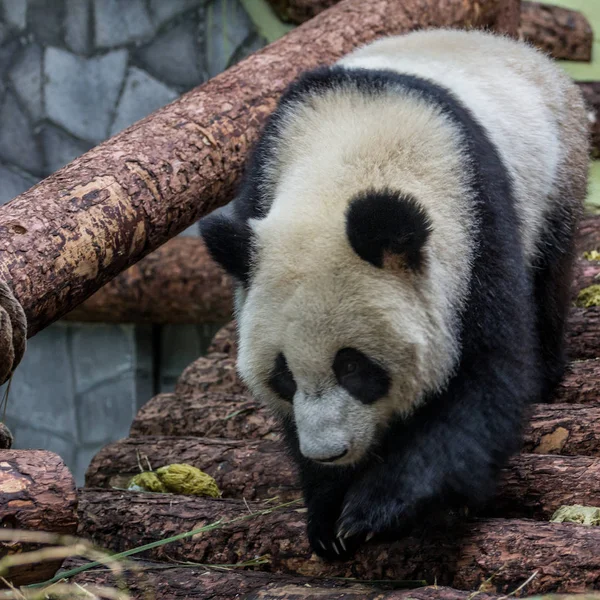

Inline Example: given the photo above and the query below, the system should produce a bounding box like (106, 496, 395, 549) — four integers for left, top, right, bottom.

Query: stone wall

(0, 0, 266, 484)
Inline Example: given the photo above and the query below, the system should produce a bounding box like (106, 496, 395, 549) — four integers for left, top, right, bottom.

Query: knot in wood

(0, 280, 26, 386)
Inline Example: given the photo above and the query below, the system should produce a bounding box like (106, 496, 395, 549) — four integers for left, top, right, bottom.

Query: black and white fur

(201, 29, 589, 560)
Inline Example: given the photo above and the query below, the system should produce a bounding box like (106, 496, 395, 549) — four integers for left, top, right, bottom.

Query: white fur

(234, 29, 588, 464)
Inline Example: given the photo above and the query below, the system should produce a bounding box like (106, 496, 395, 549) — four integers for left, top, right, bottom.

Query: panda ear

(199, 210, 254, 284)
(346, 189, 432, 271)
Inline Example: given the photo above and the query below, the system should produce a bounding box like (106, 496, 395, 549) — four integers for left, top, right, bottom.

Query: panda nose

(315, 448, 348, 463)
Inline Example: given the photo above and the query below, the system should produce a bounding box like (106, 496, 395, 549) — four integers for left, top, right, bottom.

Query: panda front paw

(307, 514, 363, 561)
(336, 482, 409, 541)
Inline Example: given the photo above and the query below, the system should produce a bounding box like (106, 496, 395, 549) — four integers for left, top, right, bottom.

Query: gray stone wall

(0, 0, 266, 484)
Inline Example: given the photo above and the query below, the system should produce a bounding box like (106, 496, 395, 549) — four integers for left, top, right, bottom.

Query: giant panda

(200, 28, 589, 560)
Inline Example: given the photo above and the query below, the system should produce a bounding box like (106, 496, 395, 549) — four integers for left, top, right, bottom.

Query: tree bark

(572, 257, 600, 300)
(0, 0, 515, 339)
(553, 359, 600, 405)
(85, 435, 600, 516)
(576, 214, 600, 255)
(129, 391, 279, 440)
(77, 489, 600, 594)
(175, 353, 247, 396)
(61, 558, 503, 600)
(85, 436, 297, 501)
(64, 237, 233, 324)
(0, 450, 78, 586)
(566, 307, 600, 360)
(518, 2, 593, 61)
(523, 403, 600, 454)
(578, 82, 600, 159)
(207, 321, 238, 357)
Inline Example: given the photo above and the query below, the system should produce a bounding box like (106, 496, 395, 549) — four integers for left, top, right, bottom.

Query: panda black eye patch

(333, 348, 391, 404)
(268, 353, 297, 402)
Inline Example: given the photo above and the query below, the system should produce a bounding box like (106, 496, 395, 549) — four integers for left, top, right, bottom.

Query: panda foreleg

(335, 356, 531, 541)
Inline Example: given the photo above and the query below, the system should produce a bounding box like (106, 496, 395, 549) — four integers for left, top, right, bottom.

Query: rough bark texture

(85, 436, 600, 516)
(207, 321, 238, 357)
(77, 489, 600, 594)
(61, 559, 502, 600)
(493, 454, 600, 520)
(578, 82, 600, 159)
(266, 0, 338, 24)
(64, 237, 233, 324)
(85, 436, 297, 501)
(518, 2, 593, 61)
(576, 214, 600, 255)
(553, 359, 600, 404)
(0, 450, 78, 586)
(572, 257, 600, 300)
(524, 403, 600, 454)
(176, 353, 247, 396)
(266, 0, 521, 36)
(566, 307, 600, 360)
(129, 391, 279, 439)
(0, 0, 515, 339)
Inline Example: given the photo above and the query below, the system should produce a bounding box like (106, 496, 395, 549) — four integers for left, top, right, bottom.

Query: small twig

(498, 570, 539, 600)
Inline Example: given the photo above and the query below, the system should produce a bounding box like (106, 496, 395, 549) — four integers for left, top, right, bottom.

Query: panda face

(234, 251, 436, 465)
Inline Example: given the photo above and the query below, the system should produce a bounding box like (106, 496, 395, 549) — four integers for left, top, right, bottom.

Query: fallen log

(207, 321, 238, 357)
(518, 2, 593, 61)
(577, 82, 600, 159)
(553, 359, 600, 404)
(85, 436, 297, 500)
(64, 237, 233, 324)
(77, 489, 600, 594)
(523, 403, 600, 454)
(566, 307, 600, 360)
(129, 391, 279, 439)
(575, 214, 600, 254)
(0, 0, 516, 339)
(175, 353, 247, 396)
(86, 435, 600, 516)
(61, 558, 501, 600)
(572, 257, 600, 299)
(0, 450, 78, 586)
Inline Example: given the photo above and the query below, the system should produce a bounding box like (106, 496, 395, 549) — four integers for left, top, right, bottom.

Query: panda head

(201, 189, 451, 466)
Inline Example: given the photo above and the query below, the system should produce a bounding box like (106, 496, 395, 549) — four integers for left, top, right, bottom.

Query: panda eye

(268, 353, 297, 402)
(340, 360, 358, 376)
(333, 347, 391, 405)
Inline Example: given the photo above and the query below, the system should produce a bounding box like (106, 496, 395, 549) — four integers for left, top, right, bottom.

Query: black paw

(336, 485, 409, 541)
(307, 518, 363, 561)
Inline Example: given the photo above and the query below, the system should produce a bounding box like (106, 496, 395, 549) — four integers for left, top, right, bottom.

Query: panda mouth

(316, 449, 348, 464)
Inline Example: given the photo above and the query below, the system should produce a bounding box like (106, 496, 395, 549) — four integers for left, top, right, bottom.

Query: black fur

(268, 353, 297, 402)
(199, 211, 254, 285)
(346, 189, 432, 270)
(333, 348, 391, 404)
(224, 66, 573, 560)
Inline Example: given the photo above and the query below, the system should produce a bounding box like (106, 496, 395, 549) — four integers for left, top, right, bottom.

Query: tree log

(553, 359, 600, 404)
(572, 257, 600, 300)
(61, 558, 504, 600)
(578, 82, 600, 159)
(64, 237, 233, 324)
(523, 403, 600, 454)
(207, 321, 238, 357)
(0, 450, 78, 586)
(576, 214, 600, 255)
(85, 436, 297, 501)
(77, 489, 600, 594)
(129, 391, 279, 439)
(175, 353, 247, 396)
(0, 0, 515, 339)
(518, 2, 593, 61)
(266, 0, 339, 24)
(85, 435, 600, 517)
(566, 307, 600, 360)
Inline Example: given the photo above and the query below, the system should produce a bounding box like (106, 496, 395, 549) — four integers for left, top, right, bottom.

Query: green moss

(551, 505, 600, 526)
(127, 471, 167, 493)
(576, 284, 600, 308)
(156, 464, 221, 498)
(584, 250, 600, 262)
